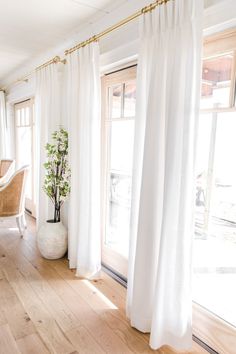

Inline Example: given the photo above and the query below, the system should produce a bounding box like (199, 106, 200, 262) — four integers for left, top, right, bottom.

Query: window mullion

(229, 50, 236, 108)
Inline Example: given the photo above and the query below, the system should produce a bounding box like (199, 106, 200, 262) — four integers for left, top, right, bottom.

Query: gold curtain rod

(1, 56, 66, 91)
(65, 0, 171, 55)
(1, 0, 171, 91)
(36, 56, 66, 71)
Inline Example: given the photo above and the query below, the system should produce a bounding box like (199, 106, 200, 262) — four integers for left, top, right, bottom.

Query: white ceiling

(0, 0, 225, 86)
(0, 0, 126, 83)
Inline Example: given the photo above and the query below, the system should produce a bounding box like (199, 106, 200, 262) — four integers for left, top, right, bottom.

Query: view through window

(102, 67, 136, 277)
(15, 99, 36, 216)
(193, 51, 236, 328)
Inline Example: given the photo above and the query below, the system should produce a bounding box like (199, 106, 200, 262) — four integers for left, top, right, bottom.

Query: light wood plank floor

(0, 215, 208, 354)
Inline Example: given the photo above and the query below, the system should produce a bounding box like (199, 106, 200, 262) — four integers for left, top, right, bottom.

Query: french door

(15, 98, 36, 217)
(192, 30, 236, 353)
(101, 66, 136, 278)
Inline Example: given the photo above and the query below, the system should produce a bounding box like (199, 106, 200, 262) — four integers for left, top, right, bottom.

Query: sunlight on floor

(82, 279, 118, 310)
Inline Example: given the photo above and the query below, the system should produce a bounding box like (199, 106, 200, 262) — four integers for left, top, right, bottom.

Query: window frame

(193, 28, 236, 353)
(14, 97, 36, 217)
(201, 29, 236, 114)
(101, 65, 137, 279)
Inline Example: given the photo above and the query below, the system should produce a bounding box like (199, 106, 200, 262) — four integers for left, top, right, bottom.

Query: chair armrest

(0, 165, 29, 217)
(0, 177, 11, 192)
(0, 162, 15, 186)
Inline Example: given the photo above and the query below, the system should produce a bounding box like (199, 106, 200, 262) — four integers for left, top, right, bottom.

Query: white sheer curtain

(127, 0, 203, 350)
(67, 42, 101, 279)
(35, 64, 60, 228)
(0, 91, 7, 158)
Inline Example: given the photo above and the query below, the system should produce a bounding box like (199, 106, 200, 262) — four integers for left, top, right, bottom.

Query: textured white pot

(37, 221, 68, 259)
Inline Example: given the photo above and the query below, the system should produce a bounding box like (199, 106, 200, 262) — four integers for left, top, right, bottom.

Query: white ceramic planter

(37, 221, 68, 259)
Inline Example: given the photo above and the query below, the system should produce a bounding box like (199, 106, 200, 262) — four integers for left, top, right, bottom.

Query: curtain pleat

(67, 43, 101, 279)
(35, 64, 61, 228)
(127, 0, 203, 350)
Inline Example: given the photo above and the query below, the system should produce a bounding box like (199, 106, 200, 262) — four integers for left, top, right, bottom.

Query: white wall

(204, 0, 236, 35)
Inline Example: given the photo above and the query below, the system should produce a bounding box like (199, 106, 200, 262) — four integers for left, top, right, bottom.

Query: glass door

(15, 99, 36, 217)
(193, 48, 236, 353)
(101, 66, 136, 278)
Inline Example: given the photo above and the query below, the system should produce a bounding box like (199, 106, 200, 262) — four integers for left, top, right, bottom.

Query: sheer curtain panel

(35, 64, 60, 228)
(67, 42, 101, 279)
(127, 0, 203, 350)
(0, 91, 7, 158)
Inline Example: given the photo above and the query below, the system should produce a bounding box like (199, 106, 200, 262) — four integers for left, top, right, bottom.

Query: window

(101, 66, 136, 278)
(201, 53, 234, 109)
(193, 29, 236, 353)
(15, 98, 36, 217)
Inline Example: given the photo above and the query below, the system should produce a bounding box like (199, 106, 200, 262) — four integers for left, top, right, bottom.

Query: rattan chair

(0, 165, 29, 237)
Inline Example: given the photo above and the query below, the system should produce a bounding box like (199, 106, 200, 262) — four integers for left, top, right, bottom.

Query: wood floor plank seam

(0, 323, 21, 354)
(48, 260, 146, 353)
(0, 238, 114, 353)
(0, 216, 208, 354)
(0, 239, 81, 333)
(0, 275, 36, 341)
(0, 246, 76, 354)
(0, 240, 136, 354)
(12, 238, 142, 353)
(16, 333, 51, 354)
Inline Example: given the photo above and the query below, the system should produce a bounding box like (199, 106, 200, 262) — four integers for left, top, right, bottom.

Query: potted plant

(37, 128, 71, 259)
